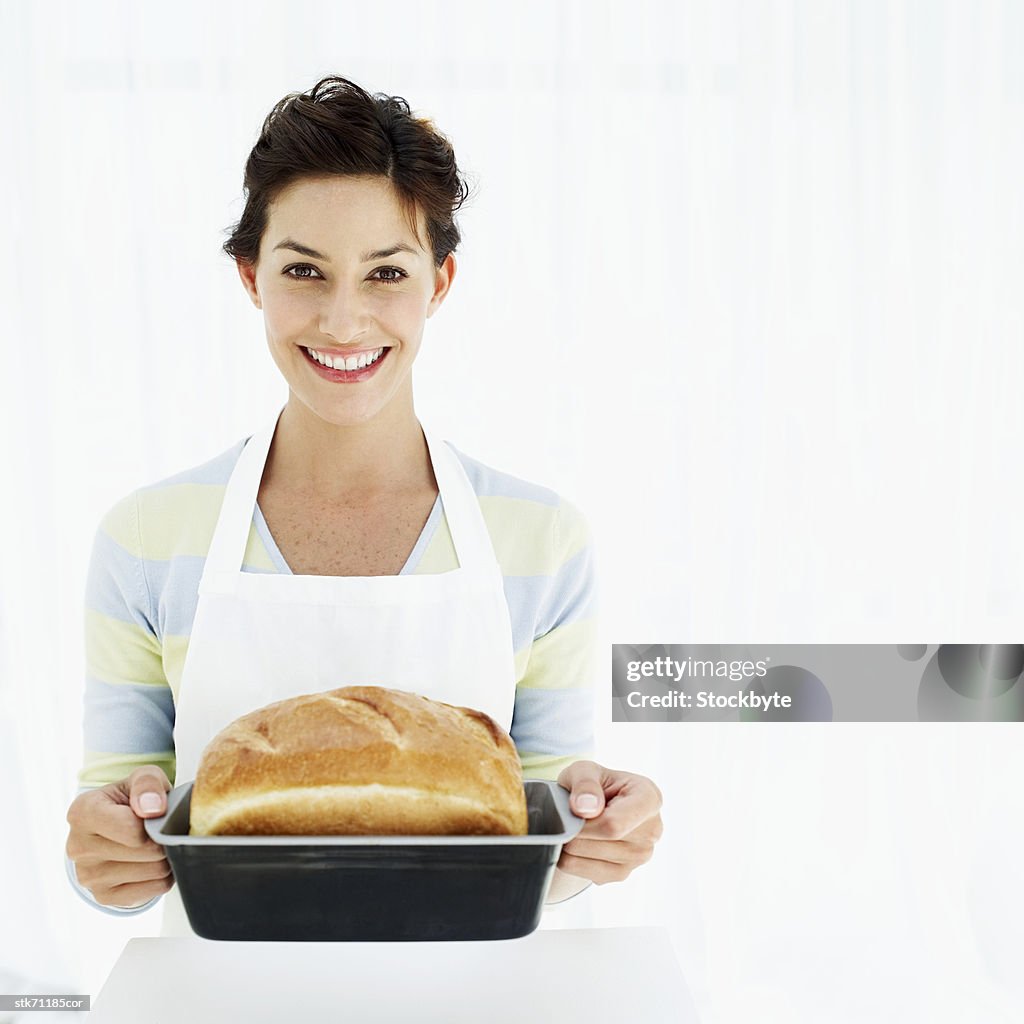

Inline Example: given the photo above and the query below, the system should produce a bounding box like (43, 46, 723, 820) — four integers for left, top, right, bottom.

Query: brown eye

(283, 264, 323, 280)
(373, 267, 408, 285)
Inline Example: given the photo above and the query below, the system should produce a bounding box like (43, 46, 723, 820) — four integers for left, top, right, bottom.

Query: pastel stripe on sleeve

(79, 491, 176, 790)
(510, 497, 599, 780)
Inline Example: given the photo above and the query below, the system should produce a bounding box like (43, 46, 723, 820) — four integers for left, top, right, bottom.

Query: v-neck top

(252, 494, 444, 578)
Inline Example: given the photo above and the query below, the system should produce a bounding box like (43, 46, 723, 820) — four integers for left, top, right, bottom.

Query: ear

(426, 253, 456, 319)
(235, 258, 262, 310)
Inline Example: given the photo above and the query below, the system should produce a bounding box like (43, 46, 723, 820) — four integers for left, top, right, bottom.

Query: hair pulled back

(222, 75, 473, 270)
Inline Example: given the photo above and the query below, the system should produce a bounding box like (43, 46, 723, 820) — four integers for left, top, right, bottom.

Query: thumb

(557, 760, 607, 818)
(127, 765, 172, 818)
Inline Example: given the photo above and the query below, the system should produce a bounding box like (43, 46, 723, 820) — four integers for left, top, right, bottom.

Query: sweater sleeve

(69, 490, 175, 915)
(513, 497, 599, 781)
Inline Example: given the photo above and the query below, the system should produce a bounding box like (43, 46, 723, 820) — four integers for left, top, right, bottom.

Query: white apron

(160, 404, 518, 937)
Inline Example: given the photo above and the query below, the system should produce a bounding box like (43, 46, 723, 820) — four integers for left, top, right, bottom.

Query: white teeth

(305, 346, 384, 370)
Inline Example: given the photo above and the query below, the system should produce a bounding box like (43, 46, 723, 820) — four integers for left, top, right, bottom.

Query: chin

(290, 388, 391, 428)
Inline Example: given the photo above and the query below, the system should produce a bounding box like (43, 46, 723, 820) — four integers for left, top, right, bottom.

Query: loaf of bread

(188, 686, 528, 837)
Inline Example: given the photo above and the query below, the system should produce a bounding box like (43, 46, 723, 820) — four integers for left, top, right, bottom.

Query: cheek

(371, 289, 426, 324)
(262, 294, 315, 343)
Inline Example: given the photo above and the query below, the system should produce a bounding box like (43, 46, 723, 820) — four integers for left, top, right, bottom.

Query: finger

(557, 762, 645, 803)
(570, 787, 605, 818)
(556, 759, 602, 796)
(93, 874, 175, 910)
(583, 783, 663, 840)
(67, 830, 167, 864)
(608, 775, 662, 816)
(557, 850, 634, 885)
(75, 856, 174, 892)
(89, 800, 164, 848)
(555, 760, 607, 818)
(563, 832, 659, 872)
(127, 766, 172, 818)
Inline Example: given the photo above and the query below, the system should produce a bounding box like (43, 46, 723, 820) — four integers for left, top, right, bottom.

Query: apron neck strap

(206, 404, 490, 576)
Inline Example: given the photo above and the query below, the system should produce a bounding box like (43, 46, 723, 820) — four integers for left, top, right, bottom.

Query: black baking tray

(145, 779, 585, 942)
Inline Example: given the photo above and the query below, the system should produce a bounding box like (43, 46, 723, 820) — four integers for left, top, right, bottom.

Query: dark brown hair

(222, 75, 474, 270)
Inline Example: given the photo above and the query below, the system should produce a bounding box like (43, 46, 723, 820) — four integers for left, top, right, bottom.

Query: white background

(2, 1, 1023, 1021)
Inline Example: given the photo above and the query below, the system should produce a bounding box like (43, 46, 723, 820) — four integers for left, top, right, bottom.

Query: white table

(91, 926, 695, 1023)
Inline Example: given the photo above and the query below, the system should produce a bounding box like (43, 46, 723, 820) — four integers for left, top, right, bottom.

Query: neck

(264, 392, 435, 502)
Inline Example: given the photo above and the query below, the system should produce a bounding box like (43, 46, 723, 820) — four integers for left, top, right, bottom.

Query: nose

(318, 277, 373, 344)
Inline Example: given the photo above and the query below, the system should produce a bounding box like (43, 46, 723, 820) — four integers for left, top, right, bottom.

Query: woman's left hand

(554, 760, 664, 885)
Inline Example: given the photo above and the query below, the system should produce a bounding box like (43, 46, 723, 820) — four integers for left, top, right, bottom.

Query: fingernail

(575, 794, 600, 812)
(139, 793, 162, 813)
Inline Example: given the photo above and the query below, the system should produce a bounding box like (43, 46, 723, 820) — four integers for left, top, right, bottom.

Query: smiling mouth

(300, 344, 393, 382)
(303, 345, 388, 371)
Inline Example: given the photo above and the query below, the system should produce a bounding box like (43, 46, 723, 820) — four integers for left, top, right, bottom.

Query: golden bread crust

(189, 686, 528, 836)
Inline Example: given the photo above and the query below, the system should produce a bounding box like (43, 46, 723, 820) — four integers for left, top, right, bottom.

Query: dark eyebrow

(271, 238, 419, 262)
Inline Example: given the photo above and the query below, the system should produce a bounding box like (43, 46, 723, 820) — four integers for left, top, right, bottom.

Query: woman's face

(236, 174, 454, 427)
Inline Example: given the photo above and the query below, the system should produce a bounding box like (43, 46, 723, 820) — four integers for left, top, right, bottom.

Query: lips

(300, 344, 391, 383)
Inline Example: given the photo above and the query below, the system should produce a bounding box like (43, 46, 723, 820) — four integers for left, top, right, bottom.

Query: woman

(64, 75, 663, 936)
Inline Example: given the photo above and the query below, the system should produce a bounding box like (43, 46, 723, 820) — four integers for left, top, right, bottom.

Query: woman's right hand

(65, 765, 175, 908)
